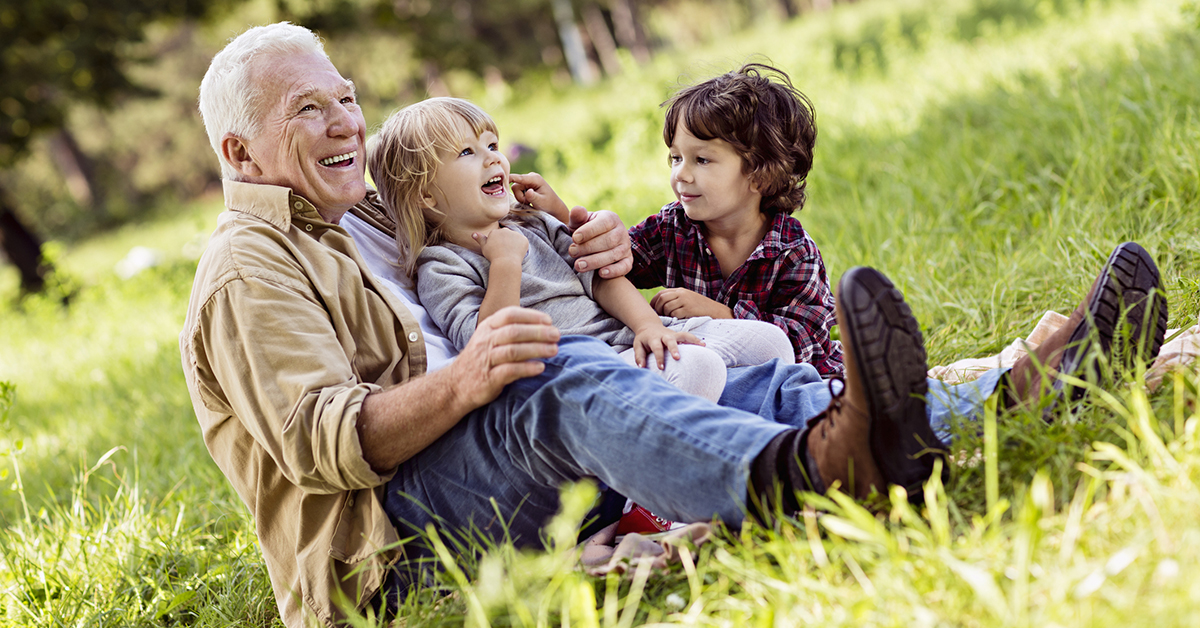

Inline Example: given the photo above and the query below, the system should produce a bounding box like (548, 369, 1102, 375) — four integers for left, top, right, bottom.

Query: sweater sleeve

(415, 246, 488, 351)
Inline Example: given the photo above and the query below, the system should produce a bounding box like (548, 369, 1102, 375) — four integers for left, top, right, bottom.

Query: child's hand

(651, 288, 734, 319)
(510, 172, 569, 219)
(631, 324, 704, 370)
(474, 227, 528, 266)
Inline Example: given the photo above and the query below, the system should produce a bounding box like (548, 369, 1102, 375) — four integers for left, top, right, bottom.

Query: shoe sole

(837, 267, 943, 495)
(1046, 242, 1168, 419)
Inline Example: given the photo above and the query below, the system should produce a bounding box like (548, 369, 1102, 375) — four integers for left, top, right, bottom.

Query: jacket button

(408, 332, 419, 342)
(293, 201, 303, 209)
(305, 224, 313, 232)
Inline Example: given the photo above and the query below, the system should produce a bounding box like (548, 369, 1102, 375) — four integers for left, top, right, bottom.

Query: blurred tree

(284, 0, 661, 90)
(0, 0, 224, 294)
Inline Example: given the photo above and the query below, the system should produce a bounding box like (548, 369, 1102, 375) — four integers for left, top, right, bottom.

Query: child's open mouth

(481, 175, 505, 196)
(319, 151, 357, 167)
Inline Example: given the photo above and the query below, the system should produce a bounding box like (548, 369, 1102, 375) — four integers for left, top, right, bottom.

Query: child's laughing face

(424, 118, 512, 239)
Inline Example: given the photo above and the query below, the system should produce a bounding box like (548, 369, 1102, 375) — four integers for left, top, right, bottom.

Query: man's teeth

(319, 151, 357, 166)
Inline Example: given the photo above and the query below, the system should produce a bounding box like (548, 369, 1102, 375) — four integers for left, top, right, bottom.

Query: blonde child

(367, 97, 794, 402)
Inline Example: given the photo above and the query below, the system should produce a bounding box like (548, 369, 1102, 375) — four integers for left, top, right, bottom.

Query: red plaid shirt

(628, 202, 844, 376)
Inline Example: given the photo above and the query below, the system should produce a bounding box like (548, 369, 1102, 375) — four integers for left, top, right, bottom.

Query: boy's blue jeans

(382, 335, 1002, 565)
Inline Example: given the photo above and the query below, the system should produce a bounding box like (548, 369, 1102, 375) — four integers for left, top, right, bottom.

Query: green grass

(4, 0, 1200, 624)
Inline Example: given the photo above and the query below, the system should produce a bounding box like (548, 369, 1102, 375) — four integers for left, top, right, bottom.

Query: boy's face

(424, 118, 512, 234)
(668, 123, 762, 227)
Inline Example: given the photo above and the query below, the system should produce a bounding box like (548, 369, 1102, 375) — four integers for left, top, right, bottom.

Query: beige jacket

(179, 180, 425, 627)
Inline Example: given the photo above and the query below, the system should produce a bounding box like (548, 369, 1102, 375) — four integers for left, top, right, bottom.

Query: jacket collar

(222, 179, 320, 231)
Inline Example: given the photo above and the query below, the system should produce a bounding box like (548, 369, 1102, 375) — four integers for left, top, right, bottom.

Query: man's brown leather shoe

(802, 267, 942, 499)
(1007, 242, 1168, 419)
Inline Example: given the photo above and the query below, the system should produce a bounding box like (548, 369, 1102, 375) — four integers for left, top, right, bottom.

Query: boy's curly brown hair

(662, 63, 817, 215)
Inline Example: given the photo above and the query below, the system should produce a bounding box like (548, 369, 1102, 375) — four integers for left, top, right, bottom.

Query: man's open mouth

(320, 151, 357, 166)
(481, 175, 505, 195)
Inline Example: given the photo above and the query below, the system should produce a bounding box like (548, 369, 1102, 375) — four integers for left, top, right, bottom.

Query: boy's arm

(511, 172, 632, 277)
(592, 276, 702, 368)
(476, 227, 529, 326)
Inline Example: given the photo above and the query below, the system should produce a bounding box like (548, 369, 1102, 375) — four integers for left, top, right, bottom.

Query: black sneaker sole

(1046, 242, 1168, 419)
(837, 267, 943, 495)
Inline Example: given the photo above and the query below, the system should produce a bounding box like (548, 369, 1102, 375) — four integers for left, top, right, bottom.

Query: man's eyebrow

(286, 86, 319, 111)
(284, 80, 355, 111)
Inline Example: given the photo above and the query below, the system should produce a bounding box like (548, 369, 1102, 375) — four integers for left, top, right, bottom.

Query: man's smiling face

(242, 51, 366, 220)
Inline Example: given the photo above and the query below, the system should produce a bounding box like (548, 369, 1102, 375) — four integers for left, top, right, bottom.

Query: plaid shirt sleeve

(730, 246, 844, 377)
(626, 208, 671, 289)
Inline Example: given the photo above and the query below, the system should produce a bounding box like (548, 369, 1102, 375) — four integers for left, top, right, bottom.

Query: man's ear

(221, 133, 263, 179)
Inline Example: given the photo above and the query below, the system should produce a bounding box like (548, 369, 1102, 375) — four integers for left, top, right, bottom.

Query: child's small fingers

(652, 342, 667, 370)
(665, 336, 681, 360)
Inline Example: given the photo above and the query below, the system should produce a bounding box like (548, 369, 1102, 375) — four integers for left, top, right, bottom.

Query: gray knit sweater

(415, 211, 672, 351)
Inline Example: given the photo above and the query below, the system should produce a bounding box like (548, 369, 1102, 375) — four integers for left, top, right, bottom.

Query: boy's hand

(510, 172, 569, 218)
(475, 227, 528, 266)
(651, 288, 733, 319)
(631, 324, 704, 370)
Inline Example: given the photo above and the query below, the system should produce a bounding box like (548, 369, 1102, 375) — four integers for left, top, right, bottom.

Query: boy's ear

(221, 133, 263, 179)
(420, 191, 438, 211)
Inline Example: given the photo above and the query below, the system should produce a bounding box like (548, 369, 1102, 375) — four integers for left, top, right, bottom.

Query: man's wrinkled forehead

(251, 51, 352, 111)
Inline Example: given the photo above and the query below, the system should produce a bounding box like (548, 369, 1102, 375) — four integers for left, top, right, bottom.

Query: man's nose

(327, 103, 358, 137)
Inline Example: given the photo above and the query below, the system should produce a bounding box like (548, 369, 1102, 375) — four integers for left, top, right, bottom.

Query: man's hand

(447, 306, 561, 408)
(630, 323, 704, 370)
(475, 226, 529, 265)
(651, 288, 734, 319)
(564, 208, 632, 278)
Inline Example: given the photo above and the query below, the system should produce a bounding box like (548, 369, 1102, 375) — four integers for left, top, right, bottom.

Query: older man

(181, 23, 1165, 627)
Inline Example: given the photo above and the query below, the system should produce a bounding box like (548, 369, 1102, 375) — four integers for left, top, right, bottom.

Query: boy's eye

(669, 154, 682, 164)
(696, 157, 710, 164)
(459, 147, 473, 157)
(488, 142, 499, 151)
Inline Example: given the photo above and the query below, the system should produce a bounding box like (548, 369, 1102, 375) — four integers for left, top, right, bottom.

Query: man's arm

(357, 307, 559, 471)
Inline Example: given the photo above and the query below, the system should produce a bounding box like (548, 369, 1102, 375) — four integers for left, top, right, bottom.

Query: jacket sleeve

(415, 246, 487, 351)
(731, 248, 845, 377)
(191, 271, 392, 494)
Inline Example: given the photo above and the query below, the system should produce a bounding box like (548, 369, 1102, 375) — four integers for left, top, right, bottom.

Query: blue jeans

(382, 336, 1002, 568)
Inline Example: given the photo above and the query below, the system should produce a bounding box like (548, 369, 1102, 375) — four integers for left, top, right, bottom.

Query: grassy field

(3, 0, 1200, 625)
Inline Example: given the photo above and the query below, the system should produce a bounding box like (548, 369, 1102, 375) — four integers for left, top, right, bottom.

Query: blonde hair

(369, 97, 533, 277)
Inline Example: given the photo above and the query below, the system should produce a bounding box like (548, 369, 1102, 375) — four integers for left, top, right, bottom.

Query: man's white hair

(199, 22, 328, 180)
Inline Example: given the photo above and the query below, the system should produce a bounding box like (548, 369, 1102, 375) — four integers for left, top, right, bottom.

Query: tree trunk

(608, 0, 650, 64)
(778, 0, 799, 18)
(0, 185, 49, 294)
(47, 129, 97, 209)
(582, 3, 621, 76)
(551, 0, 597, 85)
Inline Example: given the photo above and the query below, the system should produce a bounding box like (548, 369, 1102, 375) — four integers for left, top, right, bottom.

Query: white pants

(616, 317, 795, 402)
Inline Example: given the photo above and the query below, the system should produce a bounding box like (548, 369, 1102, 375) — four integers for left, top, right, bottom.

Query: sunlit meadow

(2, 0, 1200, 624)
